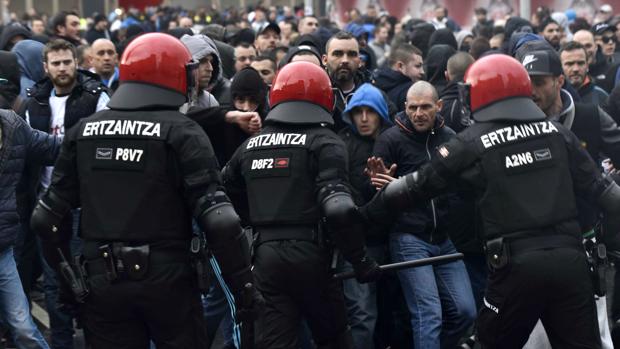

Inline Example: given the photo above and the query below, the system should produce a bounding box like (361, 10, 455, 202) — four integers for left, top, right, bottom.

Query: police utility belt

(82, 241, 189, 282)
(485, 234, 582, 270)
(254, 225, 322, 246)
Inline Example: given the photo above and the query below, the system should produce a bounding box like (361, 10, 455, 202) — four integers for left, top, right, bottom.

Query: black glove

(234, 284, 265, 324)
(353, 257, 382, 283)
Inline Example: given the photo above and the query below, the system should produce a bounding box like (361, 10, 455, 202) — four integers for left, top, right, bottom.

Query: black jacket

(373, 112, 457, 242)
(372, 67, 412, 113)
(339, 126, 390, 244)
(439, 80, 470, 133)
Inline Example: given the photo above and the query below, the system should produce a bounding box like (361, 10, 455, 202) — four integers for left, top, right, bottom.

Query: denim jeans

(0, 247, 50, 349)
(389, 233, 476, 349)
(337, 244, 387, 349)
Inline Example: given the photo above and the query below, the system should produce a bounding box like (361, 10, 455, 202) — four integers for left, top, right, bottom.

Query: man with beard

(539, 18, 562, 51)
(560, 41, 608, 106)
(323, 31, 365, 131)
(21, 39, 109, 349)
(90, 39, 119, 93)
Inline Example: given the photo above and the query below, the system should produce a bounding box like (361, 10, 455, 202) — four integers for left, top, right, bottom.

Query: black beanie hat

(231, 67, 268, 102)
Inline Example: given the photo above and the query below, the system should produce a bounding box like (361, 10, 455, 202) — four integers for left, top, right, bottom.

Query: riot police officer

(223, 61, 381, 348)
(30, 33, 255, 349)
(364, 54, 620, 349)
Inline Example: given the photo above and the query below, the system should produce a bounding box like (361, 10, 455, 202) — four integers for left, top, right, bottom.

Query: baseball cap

(258, 22, 281, 36)
(592, 22, 616, 36)
(520, 50, 563, 76)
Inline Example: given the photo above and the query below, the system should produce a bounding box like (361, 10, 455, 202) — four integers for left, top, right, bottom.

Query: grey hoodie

(180, 34, 222, 88)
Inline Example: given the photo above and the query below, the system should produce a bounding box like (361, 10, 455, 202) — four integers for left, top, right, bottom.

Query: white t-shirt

(40, 90, 110, 188)
(41, 93, 70, 188)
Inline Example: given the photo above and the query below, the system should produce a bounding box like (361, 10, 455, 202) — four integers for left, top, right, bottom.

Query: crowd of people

(0, 1, 619, 349)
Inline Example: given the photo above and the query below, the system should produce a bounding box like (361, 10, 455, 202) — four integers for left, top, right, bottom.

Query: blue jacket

(0, 109, 59, 251)
(373, 111, 457, 242)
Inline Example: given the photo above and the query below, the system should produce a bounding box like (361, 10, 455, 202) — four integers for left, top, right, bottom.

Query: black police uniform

(32, 105, 249, 348)
(365, 107, 617, 348)
(224, 121, 365, 348)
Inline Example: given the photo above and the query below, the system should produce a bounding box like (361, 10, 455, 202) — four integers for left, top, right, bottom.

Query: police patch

(274, 158, 290, 168)
(533, 148, 552, 161)
(438, 146, 449, 158)
(95, 148, 113, 160)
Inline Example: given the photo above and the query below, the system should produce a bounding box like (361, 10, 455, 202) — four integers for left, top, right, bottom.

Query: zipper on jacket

(426, 130, 437, 242)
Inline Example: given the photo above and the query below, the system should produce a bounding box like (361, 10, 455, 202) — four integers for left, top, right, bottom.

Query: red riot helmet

(108, 32, 198, 110)
(267, 61, 335, 125)
(459, 53, 546, 122)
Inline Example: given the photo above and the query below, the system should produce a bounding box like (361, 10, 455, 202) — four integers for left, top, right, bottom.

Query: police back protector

(470, 120, 579, 238)
(239, 125, 325, 226)
(75, 109, 193, 241)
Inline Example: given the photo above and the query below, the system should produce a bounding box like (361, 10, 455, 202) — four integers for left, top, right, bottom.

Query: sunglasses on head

(601, 36, 616, 44)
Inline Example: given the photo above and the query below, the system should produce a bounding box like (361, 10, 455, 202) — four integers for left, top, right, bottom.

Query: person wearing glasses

(593, 23, 619, 63)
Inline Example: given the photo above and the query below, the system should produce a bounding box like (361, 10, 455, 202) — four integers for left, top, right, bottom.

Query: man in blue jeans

(0, 107, 59, 348)
(371, 81, 476, 348)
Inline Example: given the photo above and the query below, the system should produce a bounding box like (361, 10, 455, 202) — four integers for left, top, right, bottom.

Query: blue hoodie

(342, 83, 392, 133)
(11, 40, 45, 99)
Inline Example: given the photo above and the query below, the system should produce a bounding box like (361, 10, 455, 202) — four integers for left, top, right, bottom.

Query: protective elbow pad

(383, 170, 436, 210)
(322, 192, 366, 264)
(198, 200, 252, 293)
(30, 190, 71, 242)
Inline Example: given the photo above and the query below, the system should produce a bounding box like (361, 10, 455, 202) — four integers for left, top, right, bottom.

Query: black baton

(333, 253, 464, 280)
(240, 283, 255, 349)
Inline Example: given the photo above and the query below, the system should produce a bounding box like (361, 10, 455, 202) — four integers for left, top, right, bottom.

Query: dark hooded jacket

(428, 28, 458, 51)
(181, 34, 231, 107)
(0, 24, 31, 51)
(425, 44, 455, 95)
(439, 80, 469, 133)
(0, 51, 21, 109)
(373, 112, 457, 242)
(372, 68, 411, 113)
(11, 39, 45, 99)
(338, 83, 392, 243)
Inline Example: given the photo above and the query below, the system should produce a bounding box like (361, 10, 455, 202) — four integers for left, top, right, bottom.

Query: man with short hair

(50, 10, 85, 46)
(21, 38, 109, 349)
(298, 16, 319, 35)
(323, 31, 364, 131)
(250, 55, 276, 85)
(31, 18, 46, 36)
(439, 52, 475, 132)
(254, 22, 281, 55)
(234, 43, 257, 73)
(372, 81, 476, 349)
(369, 25, 390, 68)
(373, 43, 424, 112)
(573, 29, 616, 91)
(560, 41, 608, 105)
(179, 17, 193, 29)
(90, 39, 119, 92)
